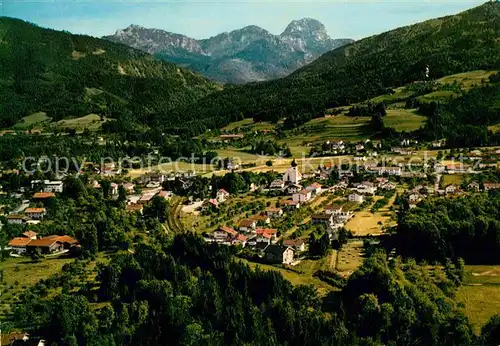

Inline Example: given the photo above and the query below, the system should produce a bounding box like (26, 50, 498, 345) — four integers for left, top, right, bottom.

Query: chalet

(126, 204, 144, 214)
(232, 234, 248, 246)
(283, 238, 306, 252)
(280, 199, 300, 210)
(445, 184, 458, 195)
(311, 213, 334, 227)
(138, 193, 156, 205)
(324, 204, 343, 216)
(348, 193, 364, 203)
(201, 199, 219, 212)
(283, 166, 302, 184)
(25, 207, 46, 220)
(33, 192, 56, 199)
(265, 207, 283, 218)
(26, 235, 78, 254)
(484, 183, 500, 191)
(216, 189, 230, 203)
(381, 182, 396, 190)
(264, 245, 294, 265)
(286, 183, 303, 194)
(7, 237, 32, 254)
(293, 189, 312, 203)
(7, 214, 30, 224)
(468, 182, 480, 191)
(269, 179, 285, 189)
(239, 219, 257, 233)
(306, 182, 322, 195)
(213, 226, 238, 243)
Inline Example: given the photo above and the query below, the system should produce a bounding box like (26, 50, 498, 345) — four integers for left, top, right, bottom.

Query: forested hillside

(164, 2, 500, 136)
(13, 234, 486, 345)
(0, 17, 218, 128)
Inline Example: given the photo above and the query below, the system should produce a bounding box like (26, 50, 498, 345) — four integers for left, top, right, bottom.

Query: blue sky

(2, 1, 485, 40)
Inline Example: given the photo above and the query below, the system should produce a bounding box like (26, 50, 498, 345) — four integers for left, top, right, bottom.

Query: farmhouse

(293, 189, 312, 203)
(256, 228, 278, 243)
(33, 192, 56, 199)
(25, 207, 47, 220)
(324, 204, 343, 215)
(126, 204, 144, 214)
(213, 226, 238, 243)
(484, 183, 500, 191)
(269, 179, 285, 189)
(32, 180, 64, 193)
(445, 184, 458, 195)
(366, 166, 402, 176)
(357, 181, 376, 195)
(252, 214, 271, 225)
(468, 182, 480, 191)
(279, 199, 300, 210)
(264, 245, 294, 265)
(26, 235, 78, 254)
(201, 199, 219, 212)
(23, 231, 38, 240)
(306, 182, 322, 195)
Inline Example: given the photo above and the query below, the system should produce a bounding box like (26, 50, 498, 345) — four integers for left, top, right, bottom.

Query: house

(31, 180, 64, 193)
(213, 226, 238, 243)
(357, 181, 376, 195)
(216, 189, 230, 203)
(367, 166, 402, 176)
(264, 245, 294, 265)
(146, 172, 165, 184)
(126, 204, 144, 214)
(283, 238, 306, 252)
(311, 214, 334, 227)
(408, 193, 421, 203)
(33, 192, 56, 199)
(381, 182, 396, 190)
(7, 214, 30, 224)
(158, 190, 173, 199)
(138, 193, 156, 205)
(252, 214, 271, 225)
(7, 237, 32, 254)
(324, 204, 343, 216)
(25, 238, 62, 254)
(239, 219, 257, 233)
(232, 234, 248, 246)
(348, 193, 364, 203)
(269, 179, 285, 189)
(280, 199, 300, 210)
(484, 183, 500, 191)
(22, 230, 38, 240)
(110, 183, 119, 195)
(286, 183, 303, 194)
(219, 134, 244, 141)
(265, 207, 283, 218)
(25, 207, 46, 220)
(283, 165, 302, 184)
(293, 189, 312, 203)
(123, 183, 135, 193)
(306, 182, 322, 195)
(201, 199, 219, 212)
(445, 184, 457, 195)
(468, 182, 480, 192)
(256, 228, 278, 243)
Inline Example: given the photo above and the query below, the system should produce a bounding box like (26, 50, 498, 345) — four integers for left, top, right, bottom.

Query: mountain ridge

(104, 19, 353, 83)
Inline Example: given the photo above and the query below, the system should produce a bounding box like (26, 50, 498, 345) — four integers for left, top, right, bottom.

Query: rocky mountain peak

(281, 18, 329, 40)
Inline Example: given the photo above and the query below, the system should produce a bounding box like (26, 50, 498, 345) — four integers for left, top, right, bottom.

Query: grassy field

(13, 112, 51, 130)
(441, 174, 466, 186)
(221, 118, 276, 132)
(436, 70, 497, 90)
(0, 256, 74, 319)
(384, 109, 427, 132)
(54, 114, 109, 132)
(336, 240, 364, 276)
(456, 265, 500, 334)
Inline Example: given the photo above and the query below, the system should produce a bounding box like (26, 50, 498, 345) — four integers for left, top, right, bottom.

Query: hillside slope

(166, 2, 500, 136)
(0, 17, 218, 128)
(104, 19, 353, 84)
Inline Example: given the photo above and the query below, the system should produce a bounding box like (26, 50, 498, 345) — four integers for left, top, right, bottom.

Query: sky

(1, 0, 485, 40)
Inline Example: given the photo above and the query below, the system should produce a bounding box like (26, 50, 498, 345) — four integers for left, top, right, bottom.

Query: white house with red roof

(306, 182, 322, 195)
(213, 226, 238, 243)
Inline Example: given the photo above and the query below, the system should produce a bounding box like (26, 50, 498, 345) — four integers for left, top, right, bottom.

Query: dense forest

(0, 17, 218, 128)
(11, 233, 500, 345)
(396, 192, 500, 264)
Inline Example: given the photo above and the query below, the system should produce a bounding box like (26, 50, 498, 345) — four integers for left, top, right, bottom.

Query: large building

(283, 165, 302, 184)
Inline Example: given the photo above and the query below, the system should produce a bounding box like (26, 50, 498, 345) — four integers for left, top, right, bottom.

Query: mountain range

(103, 19, 353, 84)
